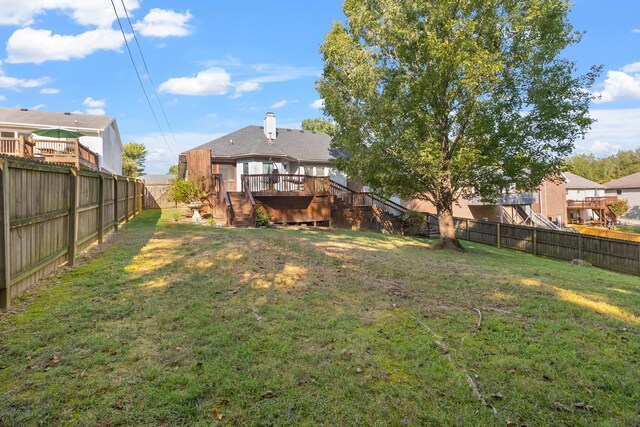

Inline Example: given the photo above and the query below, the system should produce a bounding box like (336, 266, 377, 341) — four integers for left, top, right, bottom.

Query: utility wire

(109, 0, 175, 156)
(119, 0, 181, 149)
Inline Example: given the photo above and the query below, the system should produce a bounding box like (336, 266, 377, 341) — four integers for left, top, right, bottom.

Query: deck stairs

(227, 192, 255, 227)
(515, 205, 562, 230)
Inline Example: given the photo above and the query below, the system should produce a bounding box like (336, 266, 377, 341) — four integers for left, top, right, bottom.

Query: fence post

(125, 178, 129, 223)
(133, 179, 138, 215)
(637, 242, 640, 276)
(496, 223, 501, 248)
(465, 219, 470, 241)
(0, 159, 10, 309)
(533, 227, 537, 256)
(113, 176, 119, 232)
(97, 174, 104, 245)
(578, 234, 583, 260)
(68, 168, 78, 266)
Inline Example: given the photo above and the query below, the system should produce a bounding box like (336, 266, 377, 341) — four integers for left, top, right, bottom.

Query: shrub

(169, 176, 208, 204)
(403, 210, 427, 236)
(609, 198, 629, 217)
(255, 206, 273, 227)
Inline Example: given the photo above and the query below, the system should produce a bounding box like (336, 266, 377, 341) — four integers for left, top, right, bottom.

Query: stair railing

(241, 175, 256, 224)
(329, 180, 407, 217)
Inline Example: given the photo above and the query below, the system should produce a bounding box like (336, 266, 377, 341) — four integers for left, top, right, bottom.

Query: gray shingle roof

(564, 172, 605, 189)
(604, 172, 640, 189)
(0, 107, 114, 131)
(187, 125, 339, 162)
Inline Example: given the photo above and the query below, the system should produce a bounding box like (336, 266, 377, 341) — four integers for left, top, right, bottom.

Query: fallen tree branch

(412, 313, 500, 419)
(472, 307, 482, 330)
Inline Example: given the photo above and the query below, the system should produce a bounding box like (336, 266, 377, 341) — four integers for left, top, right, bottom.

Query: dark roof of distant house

(604, 172, 640, 190)
(0, 107, 115, 131)
(564, 172, 605, 189)
(186, 125, 340, 163)
(139, 174, 174, 183)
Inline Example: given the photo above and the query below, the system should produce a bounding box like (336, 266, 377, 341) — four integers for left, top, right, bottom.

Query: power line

(118, 0, 181, 149)
(109, 0, 175, 157)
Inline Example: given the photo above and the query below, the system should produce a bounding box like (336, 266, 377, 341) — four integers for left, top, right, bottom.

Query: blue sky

(0, 1, 638, 174)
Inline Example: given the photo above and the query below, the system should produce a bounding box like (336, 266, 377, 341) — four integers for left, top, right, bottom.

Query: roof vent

(20, 108, 28, 111)
(64, 112, 71, 115)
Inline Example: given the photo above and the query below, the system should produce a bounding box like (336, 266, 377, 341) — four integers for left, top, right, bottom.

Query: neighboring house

(0, 107, 123, 174)
(564, 171, 612, 224)
(178, 113, 405, 229)
(405, 175, 568, 229)
(604, 172, 640, 219)
(179, 112, 347, 191)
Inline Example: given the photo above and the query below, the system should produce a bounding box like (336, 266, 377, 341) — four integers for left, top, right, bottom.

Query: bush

(403, 210, 427, 236)
(169, 176, 208, 204)
(609, 198, 630, 217)
(255, 206, 273, 227)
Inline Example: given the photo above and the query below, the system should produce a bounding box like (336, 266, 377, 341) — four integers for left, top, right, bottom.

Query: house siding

(605, 188, 640, 208)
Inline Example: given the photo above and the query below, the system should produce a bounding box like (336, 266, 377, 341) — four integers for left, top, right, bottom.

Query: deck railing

(330, 180, 407, 217)
(32, 138, 99, 170)
(567, 196, 619, 210)
(242, 174, 330, 196)
(0, 136, 33, 157)
(213, 174, 232, 225)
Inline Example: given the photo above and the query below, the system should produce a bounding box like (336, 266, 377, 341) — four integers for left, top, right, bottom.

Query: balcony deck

(0, 135, 99, 170)
(242, 174, 330, 197)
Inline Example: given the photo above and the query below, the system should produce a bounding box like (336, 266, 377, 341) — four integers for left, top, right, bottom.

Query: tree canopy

(122, 142, 147, 177)
(564, 149, 640, 184)
(301, 118, 337, 136)
(168, 164, 179, 175)
(318, 0, 599, 249)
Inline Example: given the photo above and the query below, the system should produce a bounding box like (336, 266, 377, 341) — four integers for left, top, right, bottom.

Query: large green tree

(318, 0, 599, 249)
(301, 118, 337, 136)
(565, 149, 640, 183)
(122, 142, 148, 177)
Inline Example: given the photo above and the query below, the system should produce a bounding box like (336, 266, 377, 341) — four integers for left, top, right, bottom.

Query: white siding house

(604, 172, 640, 218)
(0, 107, 123, 174)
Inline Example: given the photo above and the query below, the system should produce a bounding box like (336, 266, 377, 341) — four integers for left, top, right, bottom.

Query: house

(179, 112, 347, 190)
(0, 107, 124, 174)
(179, 113, 405, 230)
(405, 175, 568, 230)
(564, 171, 616, 224)
(604, 172, 640, 219)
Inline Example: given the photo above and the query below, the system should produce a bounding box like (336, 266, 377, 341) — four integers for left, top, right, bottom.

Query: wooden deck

(0, 136, 99, 170)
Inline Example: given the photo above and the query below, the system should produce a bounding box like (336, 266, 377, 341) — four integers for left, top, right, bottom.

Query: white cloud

(620, 62, 640, 73)
(593, 70, 640, 103)
(83, 97, 105, 108)
(85, 108, 105, 116)
(6, 28, 129, 64)
(158, 67, 232, 96)
(310, 99, 324, 109)
(632, 29, 640, 34)
(158, 61, 319, 98)
(40, 87, 60, 94)
(0, 0, 140, 28)
(575, 108, 640, 155)
(230, 81, 260, 99)
(270, 100, 289, 109)
(0, 64, 51, 89)
(133, 9, 193, 38)
(0, 95, 5, 101)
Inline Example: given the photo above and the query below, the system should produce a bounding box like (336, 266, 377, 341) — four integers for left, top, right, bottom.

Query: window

(262, 162, 273, 174)
(304, 166, 313, 176)
(0, 131, 17, 138)
(242, 162, 249, 175)
(617, 189, 622, 195)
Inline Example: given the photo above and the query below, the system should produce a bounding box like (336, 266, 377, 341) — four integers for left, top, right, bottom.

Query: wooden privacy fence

(438, 215, 640, 276)
(0, 155, 144, 309)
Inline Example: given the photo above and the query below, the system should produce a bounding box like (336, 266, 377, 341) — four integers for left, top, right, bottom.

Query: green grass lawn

(1, 209, 639, 426)
(615, 225, 640, 234)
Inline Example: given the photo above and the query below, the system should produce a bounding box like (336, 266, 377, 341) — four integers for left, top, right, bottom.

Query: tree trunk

(433, 170, 465, 251)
